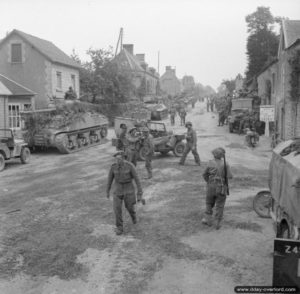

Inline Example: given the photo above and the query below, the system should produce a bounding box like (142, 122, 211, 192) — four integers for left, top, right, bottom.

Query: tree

(71, 48, 134, 103)
(245, 7, 279, 81)
(222, 79, 236, 95)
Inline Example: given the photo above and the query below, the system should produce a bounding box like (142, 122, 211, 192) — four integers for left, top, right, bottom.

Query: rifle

(223, 155, 230, 195)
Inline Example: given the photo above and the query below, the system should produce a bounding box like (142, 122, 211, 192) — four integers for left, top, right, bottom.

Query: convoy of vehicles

(0, 129, 30, 171)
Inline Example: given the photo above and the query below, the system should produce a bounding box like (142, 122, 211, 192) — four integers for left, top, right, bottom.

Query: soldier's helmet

(120, 123, 127, 130)
(185, 121, 192, 127)
(212, 147, 225, 159)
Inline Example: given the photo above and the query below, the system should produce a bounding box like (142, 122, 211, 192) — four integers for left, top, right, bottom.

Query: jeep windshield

(0, 129, 13, 138)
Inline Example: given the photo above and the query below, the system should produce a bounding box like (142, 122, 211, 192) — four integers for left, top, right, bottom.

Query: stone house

(257, 59, 278, 106)
(0, 74, 35, 132)
(159, 66, 181, 97)
(113, 44, 159, 99)
(0, 29, 81, 110)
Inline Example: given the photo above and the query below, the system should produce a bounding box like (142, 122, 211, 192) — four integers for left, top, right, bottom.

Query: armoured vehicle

(0, 129, 30, 171)
(22, 101, 109, 154)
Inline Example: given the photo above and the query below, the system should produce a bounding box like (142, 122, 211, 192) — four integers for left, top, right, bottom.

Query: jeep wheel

(0, 153, 5, 171)
(20, 147, 31, 164)
(138, 147, 147, 161)
(173, 142, 185, 157)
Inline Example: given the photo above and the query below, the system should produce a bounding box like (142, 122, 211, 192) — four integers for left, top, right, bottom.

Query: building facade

(182, 75, 195, 93)
(159, 66, 181, 97)
(0, 30, 81, 110)
(0, 74, 35, 133)
(114, 44, 159, 99)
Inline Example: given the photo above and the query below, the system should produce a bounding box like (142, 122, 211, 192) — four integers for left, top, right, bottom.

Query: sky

(1, 0, 300, 90)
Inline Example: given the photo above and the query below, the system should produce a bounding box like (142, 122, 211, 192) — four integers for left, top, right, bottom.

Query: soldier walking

(179, 108, 187, 126)
(202, 148, 233, 229)
(179, 122, 201, 166)
(141, 128, 154, 179)
(106, 151, 144, 235)
(169, 106, 176, 126)
(117, 124, 139, 166)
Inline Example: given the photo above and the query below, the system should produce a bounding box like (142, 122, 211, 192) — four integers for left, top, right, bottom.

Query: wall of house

(277, 43, 300, 140)
(257, 63, 278, 106)
(51, 63, 79, 100)
(0, 96, 8, 129)
(160, 71, 180, 96)
(0, 34, 48, 109)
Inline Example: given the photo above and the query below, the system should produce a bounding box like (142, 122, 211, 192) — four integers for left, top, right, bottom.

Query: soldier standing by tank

(141, 128, 154, 179)
(169, 106, 176, 126)
(117, 124, 139, 166)
(106, 151, 144, 235)
(202, 148, 233, 229)
(64, 86, 77, 100)
(179, 121, 201, 166)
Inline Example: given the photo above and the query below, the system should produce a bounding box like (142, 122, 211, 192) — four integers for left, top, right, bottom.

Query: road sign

(260, 105, 275, 122)
(273, 238, 300, 292)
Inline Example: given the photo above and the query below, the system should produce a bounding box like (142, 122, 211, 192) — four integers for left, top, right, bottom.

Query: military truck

(21, 101, 109, 154)
(228, 98, 253, 133)
(269, 138, 300, 239)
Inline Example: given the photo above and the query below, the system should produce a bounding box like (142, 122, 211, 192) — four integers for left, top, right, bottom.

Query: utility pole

(157, 51, 160, 75)
(114, 27, 123, 57)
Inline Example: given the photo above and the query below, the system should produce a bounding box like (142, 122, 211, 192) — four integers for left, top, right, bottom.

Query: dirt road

(0, 102, 274, 294)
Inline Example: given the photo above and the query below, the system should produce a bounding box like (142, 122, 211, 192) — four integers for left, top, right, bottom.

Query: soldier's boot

(201, 215, 212, 226)
(215, 219, 222, 230)
(115, 227, 123, 235)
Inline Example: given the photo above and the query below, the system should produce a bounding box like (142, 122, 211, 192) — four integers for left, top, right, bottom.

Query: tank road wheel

(173, 142, 185, 157)
(20, 147, 31, 164)
(100, 127, 108, 138)
(95, 130, 101, 142)
(83, 133, 90, 146)
(55, 134, 75, 154)
(0, 153, 5, 171)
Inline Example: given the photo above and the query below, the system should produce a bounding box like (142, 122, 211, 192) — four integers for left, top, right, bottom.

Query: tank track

(54, 126, 108, 154)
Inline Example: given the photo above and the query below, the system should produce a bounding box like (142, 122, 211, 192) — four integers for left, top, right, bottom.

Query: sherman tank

(21, 101, 109, 154)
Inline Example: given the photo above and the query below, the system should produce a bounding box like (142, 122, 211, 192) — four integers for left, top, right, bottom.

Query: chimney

(123, 44, 134, 55)
(136, 54, 145, 63)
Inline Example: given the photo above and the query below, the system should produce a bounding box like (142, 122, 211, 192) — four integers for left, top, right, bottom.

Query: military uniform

(142, 134, 154, 178)
(106, 159, 143, 234)
(170, 108, 176, 126)
(202, 149, 233, 228)
(179, 109, 187, 126)
(179, 126, 201, 165)
(117, 132, 138, 166)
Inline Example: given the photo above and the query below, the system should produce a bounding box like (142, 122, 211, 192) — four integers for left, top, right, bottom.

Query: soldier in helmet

(202, 147, 233, 229)
(141, 127, 154, 179)
(179, 121, 201, 166)
(116, 123, 139, 166)
(106, 151, 144, 235)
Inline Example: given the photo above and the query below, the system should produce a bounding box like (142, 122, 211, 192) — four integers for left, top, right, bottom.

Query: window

(56, 72, 62, 90)
(11, 43, 22, 63)
(8, 104, 21, 129)
(23, 104, 32, 111)
(71, 74, 76, 90)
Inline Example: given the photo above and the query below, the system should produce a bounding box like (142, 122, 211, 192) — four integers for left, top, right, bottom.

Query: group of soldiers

(169, 106, 187, 126)
(106, 118, 233, 235)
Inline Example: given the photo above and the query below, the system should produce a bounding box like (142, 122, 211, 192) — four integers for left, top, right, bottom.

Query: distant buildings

(257, 19, 300, 140)
(113, 44, 159, 99)
(159, 66, 181, 96)
(182, 75, 195, 93)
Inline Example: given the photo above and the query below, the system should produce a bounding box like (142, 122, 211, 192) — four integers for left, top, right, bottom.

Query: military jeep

(0, 129, 31, 171)
(113, 117, 186, 160)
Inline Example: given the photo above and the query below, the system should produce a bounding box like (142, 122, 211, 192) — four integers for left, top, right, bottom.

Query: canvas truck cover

(269, 140, 300, 226)
(232, 98, 253, 110)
